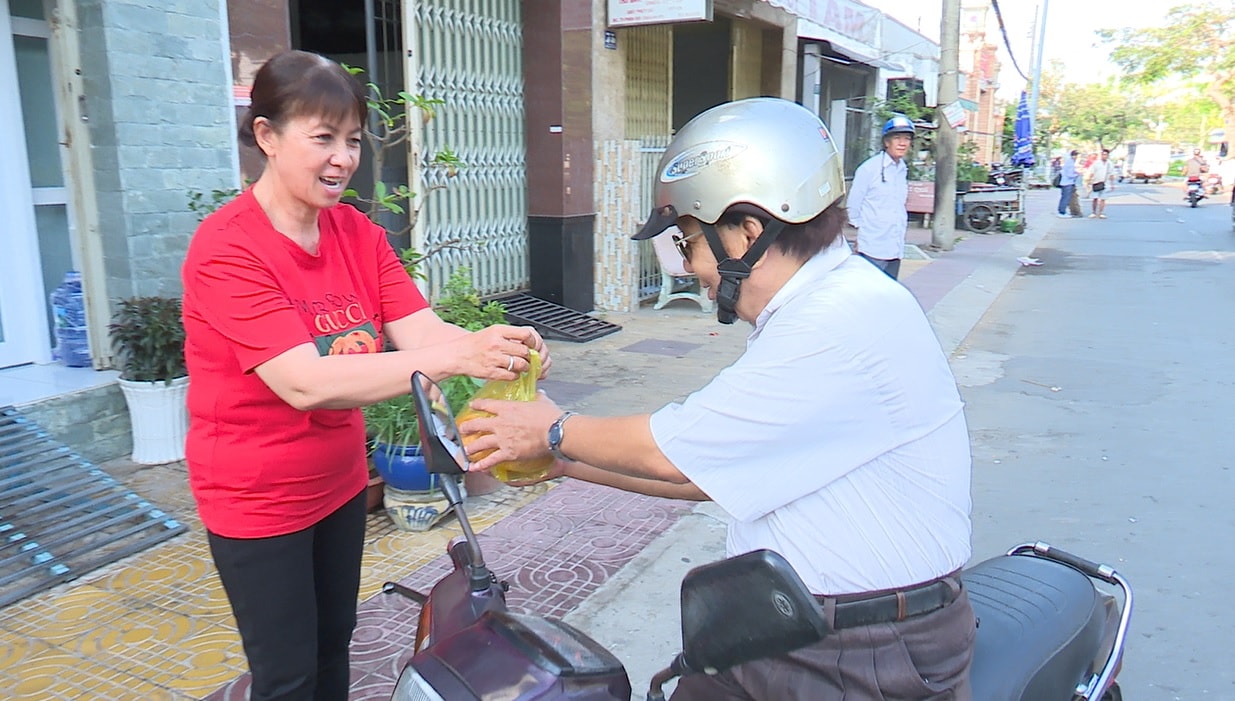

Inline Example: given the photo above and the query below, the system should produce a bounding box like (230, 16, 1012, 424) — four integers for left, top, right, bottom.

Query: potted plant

(363, 373, 479, 529)
(956, 141, 989, 193)
(363, 266, 508, 513)
(108, 296, 189, 465)
(364, 374, 478, 484)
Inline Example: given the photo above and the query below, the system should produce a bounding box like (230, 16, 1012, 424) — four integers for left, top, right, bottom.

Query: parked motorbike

(386, 372, 1133, 701)
(1186, 177, 1206, 207)
(987, 166, 1024, 188)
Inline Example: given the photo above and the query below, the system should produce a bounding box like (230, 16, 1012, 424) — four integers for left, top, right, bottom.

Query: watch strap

(548, 411, 577, 462)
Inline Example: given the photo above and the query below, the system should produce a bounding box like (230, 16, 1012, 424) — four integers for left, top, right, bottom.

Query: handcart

(958, 183, 1026, 234)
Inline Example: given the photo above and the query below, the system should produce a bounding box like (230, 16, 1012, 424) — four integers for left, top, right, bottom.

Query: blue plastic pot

(370, 442, 440, 493)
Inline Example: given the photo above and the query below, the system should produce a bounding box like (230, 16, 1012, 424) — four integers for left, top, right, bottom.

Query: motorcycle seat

(963, 553, 1110, 701)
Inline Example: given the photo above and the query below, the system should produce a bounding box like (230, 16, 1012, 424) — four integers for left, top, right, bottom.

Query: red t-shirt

(181, 189, 428, 538)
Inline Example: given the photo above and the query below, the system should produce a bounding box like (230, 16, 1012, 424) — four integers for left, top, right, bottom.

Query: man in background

(1057, 150, 1082, 218)
(847, 114, 915, 279)
(1086, 149, 1115, 219)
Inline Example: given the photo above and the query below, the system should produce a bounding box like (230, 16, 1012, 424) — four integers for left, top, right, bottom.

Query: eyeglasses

(671, 230, 704, 262)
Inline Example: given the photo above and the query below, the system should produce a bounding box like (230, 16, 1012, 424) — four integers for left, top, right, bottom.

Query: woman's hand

(459, 392, 562, 473)
(528, 331, 553, 379)
(452, 324, 551, 381)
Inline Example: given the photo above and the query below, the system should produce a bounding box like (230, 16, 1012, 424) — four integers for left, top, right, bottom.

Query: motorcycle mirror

(410, 372, 468, 477)
(677, 550, 829, 674)
(410, 371, 491, 587)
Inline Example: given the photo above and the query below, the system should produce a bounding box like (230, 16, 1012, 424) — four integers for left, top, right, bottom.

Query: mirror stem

(440, 477, 490, 591)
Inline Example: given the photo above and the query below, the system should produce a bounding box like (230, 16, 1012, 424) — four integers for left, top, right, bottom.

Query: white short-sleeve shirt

(649, 238, 972, 595)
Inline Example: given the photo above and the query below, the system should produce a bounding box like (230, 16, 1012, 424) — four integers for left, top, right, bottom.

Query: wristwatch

(547, 411, 577, 462)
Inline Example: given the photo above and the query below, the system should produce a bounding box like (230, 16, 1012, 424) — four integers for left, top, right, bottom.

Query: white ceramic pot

(117, 376, 189, 465)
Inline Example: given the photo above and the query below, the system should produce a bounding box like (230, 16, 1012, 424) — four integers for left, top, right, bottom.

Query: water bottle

(50, 270, 92, 367)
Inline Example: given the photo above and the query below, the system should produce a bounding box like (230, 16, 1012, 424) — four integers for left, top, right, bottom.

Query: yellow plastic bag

(457, 349, 554, 483)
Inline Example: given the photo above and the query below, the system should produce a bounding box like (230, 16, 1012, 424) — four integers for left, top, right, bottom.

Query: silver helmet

(634, 98, 845, 240)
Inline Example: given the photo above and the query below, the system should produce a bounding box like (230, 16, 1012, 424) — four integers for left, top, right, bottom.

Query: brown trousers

(672, 585, 976, 701)
(1068, 189, 1083, 216)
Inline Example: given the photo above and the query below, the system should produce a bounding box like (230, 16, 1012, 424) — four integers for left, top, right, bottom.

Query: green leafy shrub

(108, 297, 187, 383)
(433, 267, 507, 331)
(363, 374, 477, 447)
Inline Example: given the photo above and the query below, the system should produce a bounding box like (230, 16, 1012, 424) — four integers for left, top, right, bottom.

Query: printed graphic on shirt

(314, 321, 380, 357)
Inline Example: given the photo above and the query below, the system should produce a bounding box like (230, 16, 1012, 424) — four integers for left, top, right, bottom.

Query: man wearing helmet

(462, 98, 975, 701)
(1184, 148, 1208, 180)
(845, 114, 916, 279)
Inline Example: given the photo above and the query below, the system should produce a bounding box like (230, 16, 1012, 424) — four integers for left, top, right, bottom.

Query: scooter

(1186, 177, 1206, 207)
(387, 372, 1133, 701)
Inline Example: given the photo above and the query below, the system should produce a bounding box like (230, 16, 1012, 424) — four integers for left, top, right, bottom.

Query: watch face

(548, 413, 573, 458)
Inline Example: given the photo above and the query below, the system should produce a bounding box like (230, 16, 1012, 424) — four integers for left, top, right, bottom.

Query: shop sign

(608, 0, 712, 28)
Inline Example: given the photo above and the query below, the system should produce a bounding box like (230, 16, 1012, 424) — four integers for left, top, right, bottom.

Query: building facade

(3, 0, 936, 460)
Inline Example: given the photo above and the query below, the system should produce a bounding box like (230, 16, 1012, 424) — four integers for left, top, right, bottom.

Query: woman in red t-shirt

(181, 50, 549, 701)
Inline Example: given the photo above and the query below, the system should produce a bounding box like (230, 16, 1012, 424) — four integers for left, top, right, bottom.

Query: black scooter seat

(963, 554, 1109, 701)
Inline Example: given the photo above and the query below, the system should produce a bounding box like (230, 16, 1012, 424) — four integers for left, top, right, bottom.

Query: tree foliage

(1037, 66, 1137, 150)
(1098, 2, 1235, 145)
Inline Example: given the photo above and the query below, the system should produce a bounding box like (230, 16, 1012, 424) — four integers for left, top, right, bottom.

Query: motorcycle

(387, 372, 1133, 701)
(1186, 177, 1206, 207)
(987, 166, 1024, 188)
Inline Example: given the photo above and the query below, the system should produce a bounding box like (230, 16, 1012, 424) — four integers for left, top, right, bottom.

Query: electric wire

(990, 0, 1030, 82)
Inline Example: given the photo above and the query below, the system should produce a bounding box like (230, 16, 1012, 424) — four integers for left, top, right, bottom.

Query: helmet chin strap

(700, 219, 787, 324)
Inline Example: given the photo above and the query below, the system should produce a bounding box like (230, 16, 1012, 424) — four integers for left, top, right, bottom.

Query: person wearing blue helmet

(847, 114, 916, 279)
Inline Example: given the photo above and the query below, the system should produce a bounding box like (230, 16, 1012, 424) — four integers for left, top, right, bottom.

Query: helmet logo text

(661, 141, 747, 182)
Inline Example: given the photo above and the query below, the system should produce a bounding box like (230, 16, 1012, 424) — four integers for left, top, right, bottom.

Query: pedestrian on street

(180, 50, 550, 701)
(461, 98, 975, 701)
(1087, 149, 1115, 218)
(845, 113, 915, 279)
(1057, 149, 1082, 218)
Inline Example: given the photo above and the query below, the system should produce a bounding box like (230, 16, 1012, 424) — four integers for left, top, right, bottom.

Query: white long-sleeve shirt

(847, 151, 909, 261)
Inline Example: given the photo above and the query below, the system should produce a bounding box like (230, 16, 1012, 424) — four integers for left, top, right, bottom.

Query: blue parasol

(1011, 90, 1035, 167)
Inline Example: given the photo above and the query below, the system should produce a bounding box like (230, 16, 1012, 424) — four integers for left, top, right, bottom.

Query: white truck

(1124, 141, 1171, 183)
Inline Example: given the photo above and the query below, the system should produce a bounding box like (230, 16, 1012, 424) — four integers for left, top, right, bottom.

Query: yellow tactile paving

(0, 467, 556, 699)
(93, 623, 248, 698)
(4, 647, 176, 700)
(0, 585, 137, 645)
(899, 258, 931, 279)
(0, 629, 51, 669)
(83, 539, 214, 593)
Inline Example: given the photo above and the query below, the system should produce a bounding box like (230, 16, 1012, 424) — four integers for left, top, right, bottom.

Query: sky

(863, 0, 1172, 101)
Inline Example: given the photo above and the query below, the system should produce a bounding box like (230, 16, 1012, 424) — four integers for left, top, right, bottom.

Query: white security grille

(415, 0, 526, 300)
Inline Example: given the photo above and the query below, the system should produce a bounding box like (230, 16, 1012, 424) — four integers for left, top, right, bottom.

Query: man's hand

(459, 393, 562, 473)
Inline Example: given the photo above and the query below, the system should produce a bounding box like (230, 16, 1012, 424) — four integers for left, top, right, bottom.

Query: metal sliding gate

(413, 0, 527, 301)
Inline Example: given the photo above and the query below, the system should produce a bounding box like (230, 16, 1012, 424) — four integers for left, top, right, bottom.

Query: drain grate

(496, 294, 622, 343)
(0, 406, 186, 608)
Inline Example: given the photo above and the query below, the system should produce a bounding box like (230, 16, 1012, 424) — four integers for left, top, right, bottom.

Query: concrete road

(955, 183, 1235, 699)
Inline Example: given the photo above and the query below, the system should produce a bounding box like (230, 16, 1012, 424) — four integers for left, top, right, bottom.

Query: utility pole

(932, 0, 961, 250)
(1027, 0, 1049, 175)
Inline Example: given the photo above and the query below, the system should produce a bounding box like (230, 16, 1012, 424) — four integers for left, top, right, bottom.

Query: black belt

(815, 572, 961, 630)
